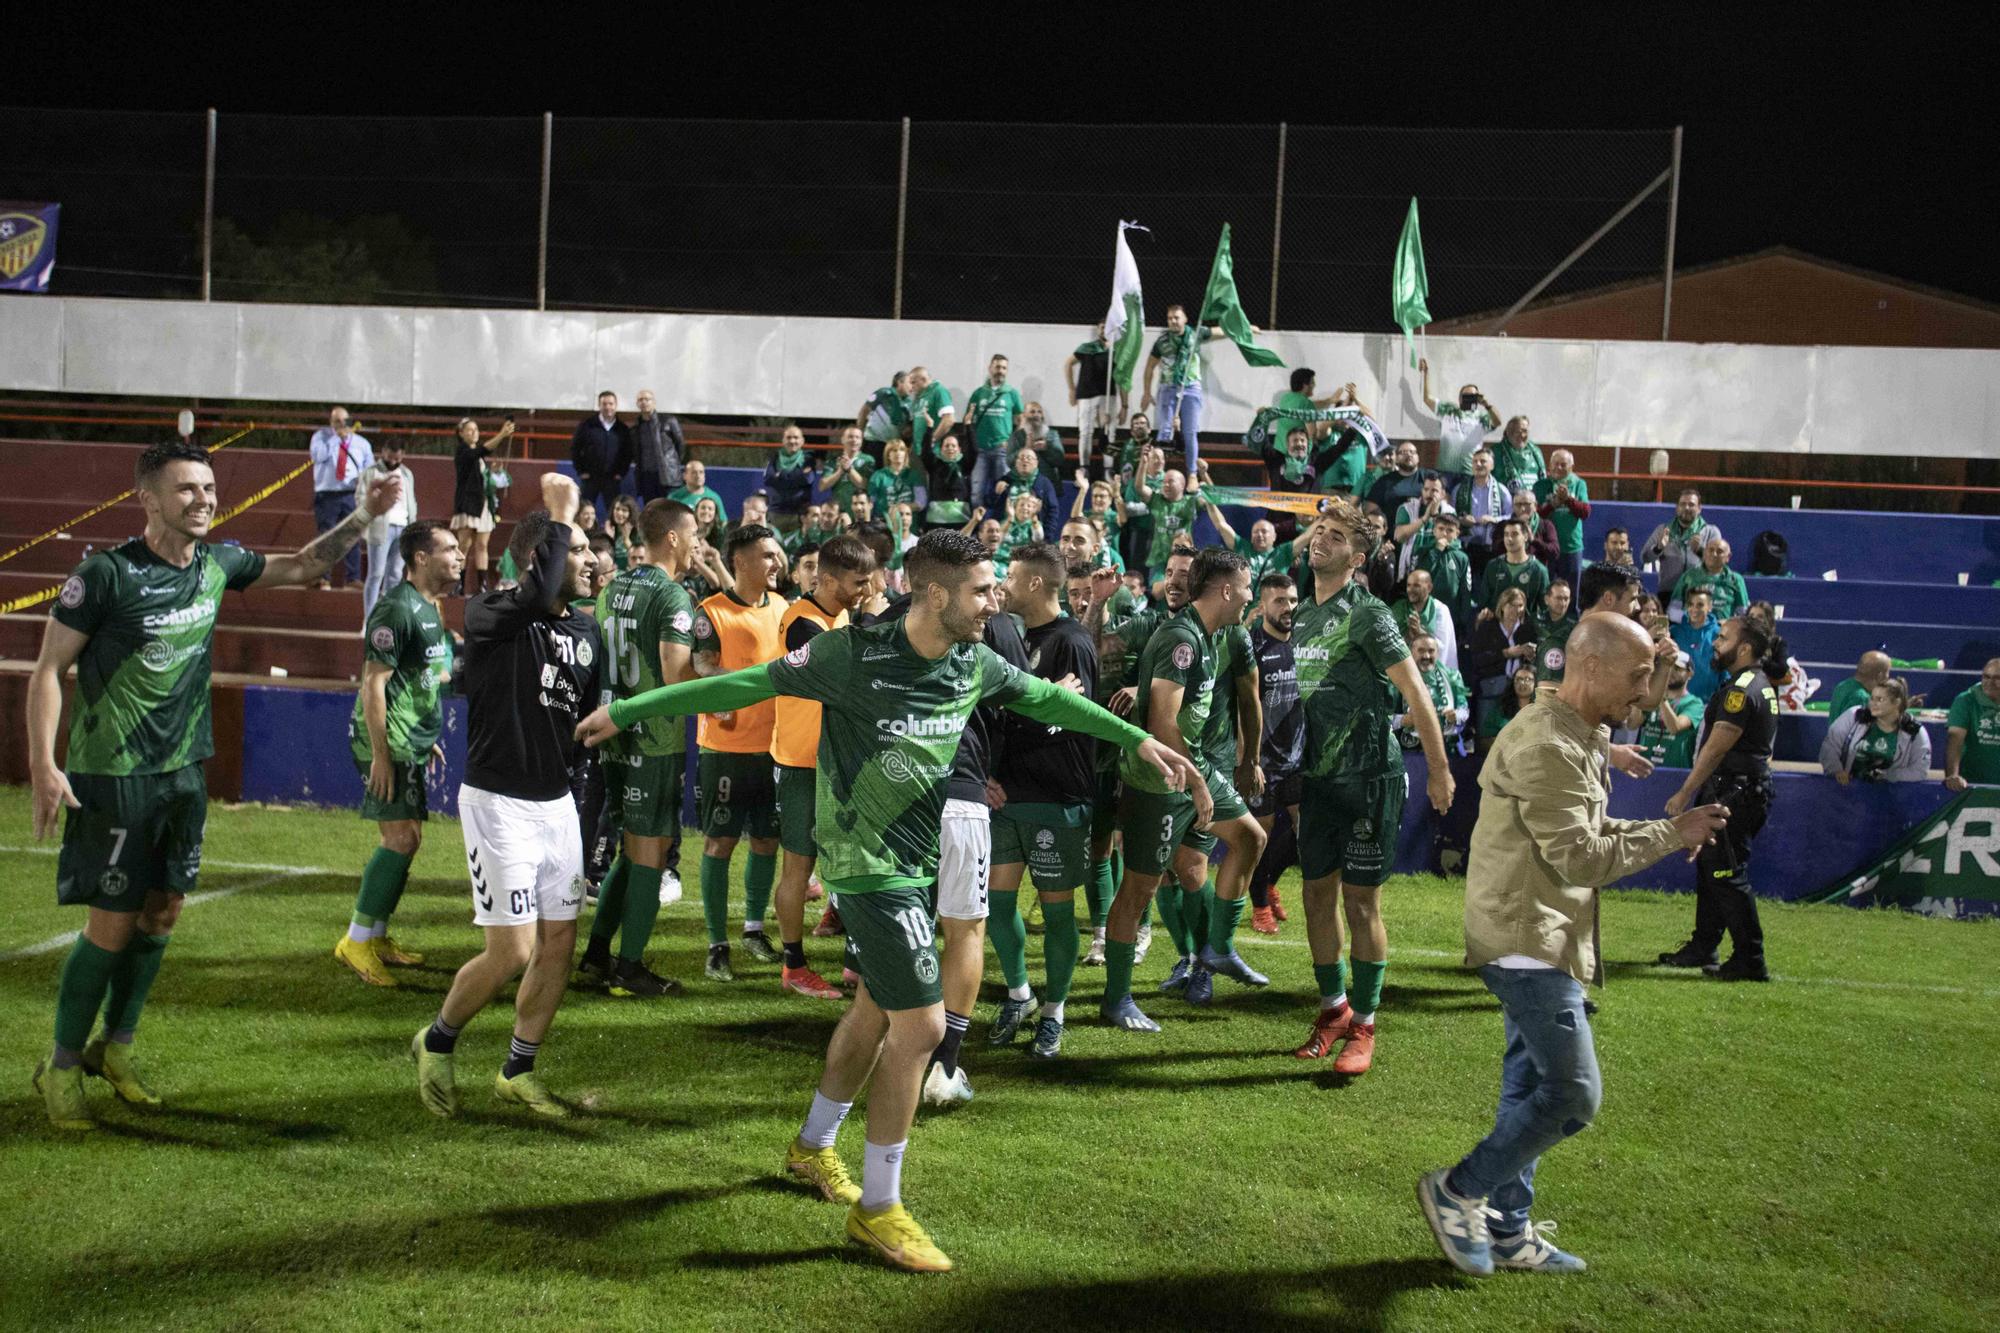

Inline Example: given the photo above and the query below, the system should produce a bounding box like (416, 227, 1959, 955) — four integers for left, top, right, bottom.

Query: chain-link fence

(1, 111, 1677, 331)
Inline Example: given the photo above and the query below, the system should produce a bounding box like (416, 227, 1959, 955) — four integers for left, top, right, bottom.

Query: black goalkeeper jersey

(462, 523, 604, 801)
(999, 614, 1100, 805)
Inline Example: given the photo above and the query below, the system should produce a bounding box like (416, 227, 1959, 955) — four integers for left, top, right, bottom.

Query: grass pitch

(1, 786, 1995, 1332)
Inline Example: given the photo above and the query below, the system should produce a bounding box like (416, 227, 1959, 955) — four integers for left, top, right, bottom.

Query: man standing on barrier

(1658, 616, 1779, 982)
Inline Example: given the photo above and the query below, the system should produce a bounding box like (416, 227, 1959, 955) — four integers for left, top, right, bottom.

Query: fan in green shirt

(1477, 520, 1551, 613)
(1638, 666, 1705, 768)
(859, 372, 911, 451)
(1490, 416, 1546, 491)
(1531, 453, 1590, 556)
(965, 356, 1024, 456)
(1946, 662, 2000, 788)
(668, 460, 729, 527)
(818, 427, 877, 517)
(1826, 652, 1891, 721)
(1134, 467, 1198, 576)
(906, 367, 955, 457)
(1670, 539, 1750, 621)
(1200, 489, 1295, 588)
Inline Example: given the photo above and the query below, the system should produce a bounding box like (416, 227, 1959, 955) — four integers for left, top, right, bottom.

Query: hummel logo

(477, 890, 494, 910)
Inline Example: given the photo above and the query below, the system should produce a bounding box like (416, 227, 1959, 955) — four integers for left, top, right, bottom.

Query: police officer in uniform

(1657, 616, 1777, 982)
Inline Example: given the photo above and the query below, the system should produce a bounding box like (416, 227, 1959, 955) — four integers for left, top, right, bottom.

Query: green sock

(1207, 892, 1245, 954)
(1086, 858, 1114, 927)
(102, 933, 170, 1038)
(618, 864, 665, 962)
(988, 889, 1028, 990)
(54, 937, 121, 1052)
(353, 847, 414, 926)
(1042, 897, 1079, 1004)
(1155, 882, 1190, 956)
(1184, 876, 1214, 956)
(1112, 847, 1124, 894)
(591, 855, 632, 946)
(744, 851, 776, 929)
(1350, 958, 1387, 1017)
(1103, 938, 1138, 1008)
(700, 854, 731, 945)
(1314, 960, 1348, 1002)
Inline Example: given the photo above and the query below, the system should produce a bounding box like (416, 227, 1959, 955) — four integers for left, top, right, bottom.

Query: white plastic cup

(1959, 573, 1971, 586)
(1790, 495, 1802, 509)
(1822, 570, 1838, 581)
(1774, 605, 1785, 619)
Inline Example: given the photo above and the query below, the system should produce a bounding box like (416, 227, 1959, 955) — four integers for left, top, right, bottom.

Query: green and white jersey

(863, 385, 910, 443)
(1639, 692, 1704, 767)
(1150, 326, 1211, 387)
(1121, 609, 1217, 793)
(1396, 661, 1468, 748)
(1673, 565, 1750, 621)
(349, 580, 454, 765)
(763, 618, 1035, 891)
(1099, 603, 1170, 706)
(1433, 404, 1495, 475)
(1235, 536, 1295, 589)
(966, 382, 1025, 454)
(52, 538, 266, 777)
(597, 564, 696, 759)
(1293, 579, 1410, 783)
(1848, 724, 1902, 781)
(1198, 622, 1254, 775)
(825, 454, 876, 516)
(1947, 685, 2000, 784)
(1146, 493, 1197, 569)
(1490, 438, 1546, 491)
(1532, 474, 1591, 554)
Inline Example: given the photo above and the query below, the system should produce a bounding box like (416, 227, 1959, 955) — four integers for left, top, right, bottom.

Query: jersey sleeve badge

(59, 575, 86, 609)
(1723, 689, 1747, 714)
(672, 611, 692, 633)
(370, 625, 397, 652)
(1172, 642, 1195, 671)
(784, 641, 812, 667)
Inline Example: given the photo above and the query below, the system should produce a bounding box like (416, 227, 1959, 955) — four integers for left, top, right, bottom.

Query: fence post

(201, 108, 216, 302)
(1268, 122, 1286, 330)
(1661, 125, 1683, 340)
(893, 117, 911, 319)
(536, 113, 553, 312)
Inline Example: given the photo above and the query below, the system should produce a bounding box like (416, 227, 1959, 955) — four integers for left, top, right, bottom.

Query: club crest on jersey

(59, 575, 86, 609)
(1172, 642, 1195, 671)
(1544, 647, 1564, 672)
(914, 950, 940, 984)
(694, 618, 714, 639)
(575, 639, 594, 668)
(1034, 829, 1055, 850)
(100, 867, 128, 896)
(672, 611, 692, 633)
(371, 625, 396, 652)
(785, 641, 812, 667)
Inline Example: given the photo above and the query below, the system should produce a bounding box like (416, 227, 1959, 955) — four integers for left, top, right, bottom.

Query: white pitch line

(0, 846, 343, 876)
(0, 871, 297, 962)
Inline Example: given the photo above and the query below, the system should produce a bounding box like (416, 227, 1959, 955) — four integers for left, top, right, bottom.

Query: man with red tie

(310, 406, 375, 590)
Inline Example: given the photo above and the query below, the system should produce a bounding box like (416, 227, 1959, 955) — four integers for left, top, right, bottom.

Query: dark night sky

(14, 9, 1992, 304)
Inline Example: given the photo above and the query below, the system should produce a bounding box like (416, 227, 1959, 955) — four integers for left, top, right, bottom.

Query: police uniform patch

(59, 575, 86, 609)
(1172, 642, 1195, 671)
(1723, 689, 1747, 714)
(370, 625, 397, 652)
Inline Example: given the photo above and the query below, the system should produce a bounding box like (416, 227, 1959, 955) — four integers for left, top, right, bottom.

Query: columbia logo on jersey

(143, 602, 217, 630)
(877, 715, 962, 738)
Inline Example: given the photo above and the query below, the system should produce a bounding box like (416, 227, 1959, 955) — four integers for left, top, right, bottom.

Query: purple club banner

(0, 203, 60, 291)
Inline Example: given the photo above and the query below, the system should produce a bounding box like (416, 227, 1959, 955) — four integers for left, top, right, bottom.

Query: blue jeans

(1449, 965, 1603, 1237)
(971, 450, 1005, 513)
(363, 524, 405, 618)
(312, 490, 362, 584)
(1154, 381, 1203, 475)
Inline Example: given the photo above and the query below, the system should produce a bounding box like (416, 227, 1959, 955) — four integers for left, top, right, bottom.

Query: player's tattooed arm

(256, 472, 403, 588)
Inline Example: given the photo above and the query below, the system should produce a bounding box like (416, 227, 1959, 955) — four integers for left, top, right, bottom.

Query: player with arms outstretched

(577, 530, 1196, 1273)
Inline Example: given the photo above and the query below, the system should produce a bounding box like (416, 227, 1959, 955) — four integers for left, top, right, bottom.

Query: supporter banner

(0, 203, 59, 291)
(1203, 485, 1325, 517)
(1805, 789, 2000, 921)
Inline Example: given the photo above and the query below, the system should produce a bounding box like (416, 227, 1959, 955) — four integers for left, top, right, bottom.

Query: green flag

(1198, 223, 1284, 369)
(1392, 196, 1431, 367)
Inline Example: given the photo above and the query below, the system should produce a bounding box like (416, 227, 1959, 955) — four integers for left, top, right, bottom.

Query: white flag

(1104, 221, 1147, 395)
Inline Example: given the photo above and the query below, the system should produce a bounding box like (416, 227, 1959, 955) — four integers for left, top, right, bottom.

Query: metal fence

(3, 109, 1678, 333)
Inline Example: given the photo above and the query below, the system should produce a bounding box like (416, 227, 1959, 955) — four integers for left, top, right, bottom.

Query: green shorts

(1297, 771, 1407, 888)
(58, 765, 208, 912)
(609, 747, 686, 840)
(776, 762, 818, 858)
(696, 749, 778, 840)
(354, 753, 430, 823)
(1183, 768, 1249, 855)
(992, 802, 1091, 891)
(833, 884, 942, 1011)
(1118, 785, 1200, 878)
(1090, 761, 1122, 842)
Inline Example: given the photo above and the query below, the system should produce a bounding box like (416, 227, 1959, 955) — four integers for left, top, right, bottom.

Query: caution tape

(0, 426, 309, 616)
(0, 424, 257, 568)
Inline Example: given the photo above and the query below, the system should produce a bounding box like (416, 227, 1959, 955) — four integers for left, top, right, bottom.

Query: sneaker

(410, 1027, 459, 1119)
(1417, 1168, 1496, 1277)
(845, 1201, 953, 1273)
(1294, 1004, 1353, 1060)
(1491, 1220, 1588, 1273)
(740, 930, 783, 965)
(705, 944, 735, 982)
(494, 1069, 571, 1118)
(1269, 887, 1288, 922)
(805, 873, 825, 902)
(784, 1139, 860, 1203)
(987, 994, 1041, 1046)
(1704, 955, 1771, 983)
(813, 904, 844, 938)
(33, 1057, 93, 1131)
(1183, 964, 1214, 1006)
(657, 869, 684, 906)
(1028, 1016, 1065, 1059)
(1083, 931, 1106, 967)
(81, 1038, 161, 1106)
(1657, 941, 1718, 968)
(1100, 994, 1161, 1033)
(608, 958, 683, 998)
(334, 934, 397, 987)
(781, 964, 845, 1000)
(921, 1061, 975, 1108)
(573, 947, 613, 989)
(1157, 955, 1194, 994)
(1250, 906, 1280, 935)
(1198, 946, 1271, 987)
(1333, 1021, 1376, 1075)
(1133, 919, 1153, 964)
(376, 935, 425, 967)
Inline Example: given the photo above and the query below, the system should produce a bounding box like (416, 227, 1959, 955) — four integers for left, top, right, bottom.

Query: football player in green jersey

(575, 499, 702, 997)
(335, 520, 462, 987)
(1289, 500, 1455, 1076)
(577, 530, 1196, 1273)
(29, 439, 399, 1128)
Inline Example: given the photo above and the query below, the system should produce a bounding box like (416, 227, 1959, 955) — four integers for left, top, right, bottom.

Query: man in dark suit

(571, 390, 634, 521)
